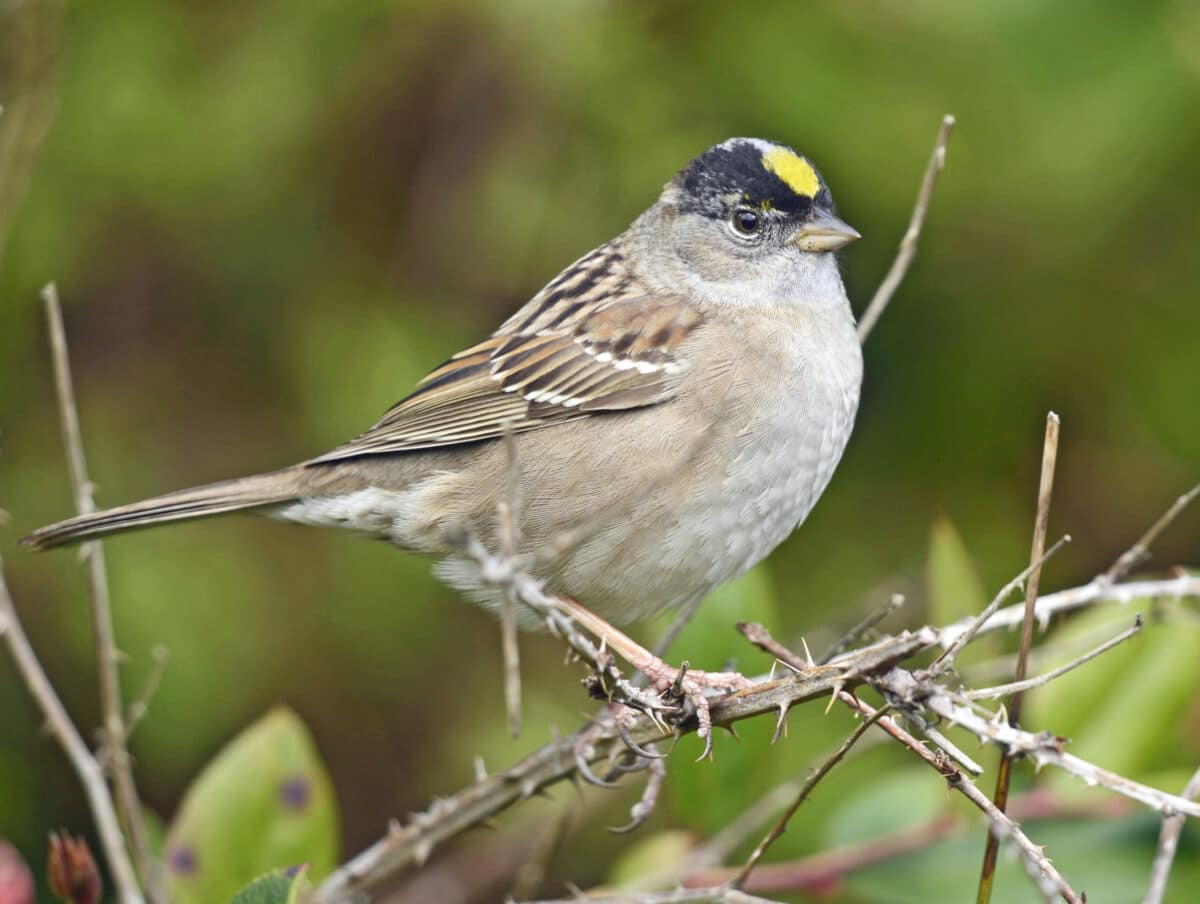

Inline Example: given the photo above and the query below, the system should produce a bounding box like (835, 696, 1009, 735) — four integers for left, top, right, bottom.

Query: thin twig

(0, 557, 144, 904)
(124, 644, 170, 737)
(842, 692, 1082, 904)
(926, 534, 1071, 677)
(1143, 766, 1200, 904)
(309, 631, 929, 902)
(878, 668, 1200, 818)
(310, 571, 1200, 900)
(856, 114, 955, 343)
(937, 572, 1199, 647)
(966, 614, 1142, 700)
(42, 284, 160, 901)
(1104, 483, 1200, 584)
(979, 411, 1060, 904)
(730, 704, 888, 889)
(818, 593, 904, 665)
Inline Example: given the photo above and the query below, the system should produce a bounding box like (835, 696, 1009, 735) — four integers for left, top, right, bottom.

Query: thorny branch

(312, 559, 1198, 902)
(840, 693, 1083, 904)
(43, 284, 163, 902)
(317, 411, 1197, 904)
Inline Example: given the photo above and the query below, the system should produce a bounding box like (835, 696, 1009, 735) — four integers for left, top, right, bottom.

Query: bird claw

(573, 736, 620, 788)
(607, 754, 666, 835)
(616, 716, 669, 759)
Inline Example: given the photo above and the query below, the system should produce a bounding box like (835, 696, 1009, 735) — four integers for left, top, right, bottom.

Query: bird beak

(790, 209, 861, 252)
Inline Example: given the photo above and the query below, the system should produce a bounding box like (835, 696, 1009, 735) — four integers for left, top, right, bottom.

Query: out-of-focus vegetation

(1, 1, 1198, 901)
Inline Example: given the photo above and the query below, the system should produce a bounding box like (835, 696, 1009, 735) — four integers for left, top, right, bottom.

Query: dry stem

(841, 692, 1082, 904)
(1143, 765, 1200, 904)
(730, 705, 887, 888)
(42, 284, 160, 901)
(0, 557, 144, 904)
(978, 411, 1060, 904)
(856, 114, 956, 342)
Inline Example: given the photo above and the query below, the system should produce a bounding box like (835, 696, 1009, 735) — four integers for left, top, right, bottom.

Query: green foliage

(163, 709, 338, 904)
(844, 814, 1200, 904)
(228, 867, 309, 904)
(1026, 609, 1200, 784)
(926, 517, 989, 625)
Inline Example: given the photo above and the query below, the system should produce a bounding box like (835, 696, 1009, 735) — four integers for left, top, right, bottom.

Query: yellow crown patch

(762, 148, 819, 199)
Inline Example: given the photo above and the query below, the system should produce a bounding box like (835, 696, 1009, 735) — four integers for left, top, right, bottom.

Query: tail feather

(20, 468, 307, 551)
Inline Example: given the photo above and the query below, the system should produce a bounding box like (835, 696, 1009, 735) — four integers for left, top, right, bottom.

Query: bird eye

(731, 208, 760, 236)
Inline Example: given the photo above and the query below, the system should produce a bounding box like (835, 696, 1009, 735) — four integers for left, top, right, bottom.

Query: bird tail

(20, 468, 308, 551)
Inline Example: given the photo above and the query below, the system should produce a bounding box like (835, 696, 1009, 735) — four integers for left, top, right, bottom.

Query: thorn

(771, 702, 792, 744)
(413, 839, 433, 866)
(801, 636, 816, 668)
(474, 756, 487, 783)
(824, 682, 844, 715)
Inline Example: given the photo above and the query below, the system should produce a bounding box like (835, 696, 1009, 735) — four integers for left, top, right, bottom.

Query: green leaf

(164, 708, 339, 904)
(607, 830, 696, 887)
(229, 866, 309, 904)
(658, 564, 781, 672)
(926, 517, 989, 625)
(826, 767, 949, 847)
(844, 812, 1200, 904)
(1027, 617, 1200, 784)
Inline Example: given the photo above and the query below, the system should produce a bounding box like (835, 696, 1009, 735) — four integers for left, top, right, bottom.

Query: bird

(23, 137, 863, 634)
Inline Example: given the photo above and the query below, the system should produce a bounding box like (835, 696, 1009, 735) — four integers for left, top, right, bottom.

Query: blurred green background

(2, 1, 1199, 901)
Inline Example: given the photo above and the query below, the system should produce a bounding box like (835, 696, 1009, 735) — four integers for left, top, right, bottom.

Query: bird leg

(557, 596, 754, 760)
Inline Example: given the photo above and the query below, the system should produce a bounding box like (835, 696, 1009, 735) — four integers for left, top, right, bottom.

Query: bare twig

(683, 790, 1119, 893)
(741, 622, 983, 775)
(1143, 766, 1200, 904)
(0, 558, 144, 904)
(937, 572, 1199, 646)
(42, 284, 160, 901)
(979, 411, 1060, 904)
(124, 644, 170, 737)
(1105, 483, 1200, 584)
(730, 704, 888, 889)
(966, 614, 1142, 700)
(818, 593, 904, 665)
(309, 631, 929, 902)
(926, 533, 1071, 677)
(841, 692, 1082, 904)
(311, 564, 1200, 901)
(857, 114, 955, 343)
(878, 668, 1200, 819)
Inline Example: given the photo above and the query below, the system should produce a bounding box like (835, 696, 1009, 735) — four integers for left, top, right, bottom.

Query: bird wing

(307, 295, 704, 462)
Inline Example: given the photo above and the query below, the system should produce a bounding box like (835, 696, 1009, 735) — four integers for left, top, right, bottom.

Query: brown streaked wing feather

(307, 295, 704, 464)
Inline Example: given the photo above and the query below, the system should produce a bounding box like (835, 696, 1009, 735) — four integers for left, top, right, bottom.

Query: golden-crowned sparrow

(24, 138, 863, 627)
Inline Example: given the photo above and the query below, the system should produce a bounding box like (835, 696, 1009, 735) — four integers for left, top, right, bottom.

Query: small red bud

(46, 833, 101, 904)
(0, 841, 35, 904)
